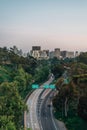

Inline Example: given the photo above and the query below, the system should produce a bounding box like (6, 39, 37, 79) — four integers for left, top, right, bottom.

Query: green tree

(14, 67, 32, 97)
(0, 82, 26, 129)
(34, 66, 49, 83)
(78, 52, 87, 64)
(51, 64, 64, 78)
(0, 116, 16, 130)
(6, 121, 16, 130)
(78, 96, 87, 120)
(53, 81, 79, 117)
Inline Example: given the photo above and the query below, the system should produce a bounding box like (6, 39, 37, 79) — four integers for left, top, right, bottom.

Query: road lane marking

(50, 102, 58, 130)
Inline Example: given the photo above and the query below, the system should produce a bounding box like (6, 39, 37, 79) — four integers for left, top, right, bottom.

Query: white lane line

(25, 77, 54, 130)
(29, 90, 38, 129)
(30, 89, 42, 130)
(31, 90, 39, 130)
(50, 102, 58, 130)
(41, 89, 51, 99)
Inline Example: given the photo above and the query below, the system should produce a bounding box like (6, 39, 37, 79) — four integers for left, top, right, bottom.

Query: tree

(53, 81, 79, 117)
(78, 96, 87, 120)
(51, 64, 64, 78)
(14, 67, 32, 97)
(0, 82, 26, 129)
(6, 121, 16, 130)
(0, 116, 16, 130)
(34, 66, 49, 83)
(78, 52, 87, 64)
(55, 78, 64, 90)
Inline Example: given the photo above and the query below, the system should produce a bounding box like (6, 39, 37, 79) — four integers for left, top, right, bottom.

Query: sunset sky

(0, 0, 87, 52)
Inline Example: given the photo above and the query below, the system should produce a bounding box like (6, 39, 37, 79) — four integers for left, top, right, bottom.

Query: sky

(0, 0, 87, 52)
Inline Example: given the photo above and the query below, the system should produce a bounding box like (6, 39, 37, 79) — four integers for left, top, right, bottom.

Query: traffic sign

(32, 84, 39, 89)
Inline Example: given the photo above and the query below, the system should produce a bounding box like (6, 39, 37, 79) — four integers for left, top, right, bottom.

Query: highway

(40, 90, 59, 130)
(25, 88, 43, 130)
(24, 76, 54, 130)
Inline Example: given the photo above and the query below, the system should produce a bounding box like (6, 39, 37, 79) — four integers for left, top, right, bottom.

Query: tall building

(61, 51, 74, 59)
(54, 48, 60, 58)
(61, 51, 67, 59)
(30, 46, 75, 60)
(49, 48, 60, 59)
(49, 51, 55, 59)
(32, 46, 41, 51)
(75, 51, 79, 57)
(67, 51, 74, 58)
(30, 46, 49, 60)
(40, 50, 49, 59)
(30, 46, 41, 59)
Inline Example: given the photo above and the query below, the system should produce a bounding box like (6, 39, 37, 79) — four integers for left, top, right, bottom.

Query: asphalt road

(25, 88, 43, 130)
(24, 75, 66, 130)
(40, 91, 59, 130)
(24, 76, 54, 130)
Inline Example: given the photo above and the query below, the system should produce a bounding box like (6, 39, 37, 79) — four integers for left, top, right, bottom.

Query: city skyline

(0, 0, 87, 52)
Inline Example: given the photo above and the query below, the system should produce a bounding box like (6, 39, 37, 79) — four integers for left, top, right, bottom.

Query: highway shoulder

(55, 119, 67, 130)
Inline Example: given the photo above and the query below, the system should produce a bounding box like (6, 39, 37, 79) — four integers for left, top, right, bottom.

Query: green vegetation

(53, 53, 87, 130)
(1, 46, 87, 130)
(50, 57, 65, 78)
(54, 111, 87, 130)
(78, 52, 87, 64)
(0, 46, 50, 130)
(34, 65, 50, 83)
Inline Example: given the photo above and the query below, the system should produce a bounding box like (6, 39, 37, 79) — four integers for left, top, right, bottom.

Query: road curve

(25, 88, 43, 130)
(40, 90, 59, 130)
(24, 77, 54, 130)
